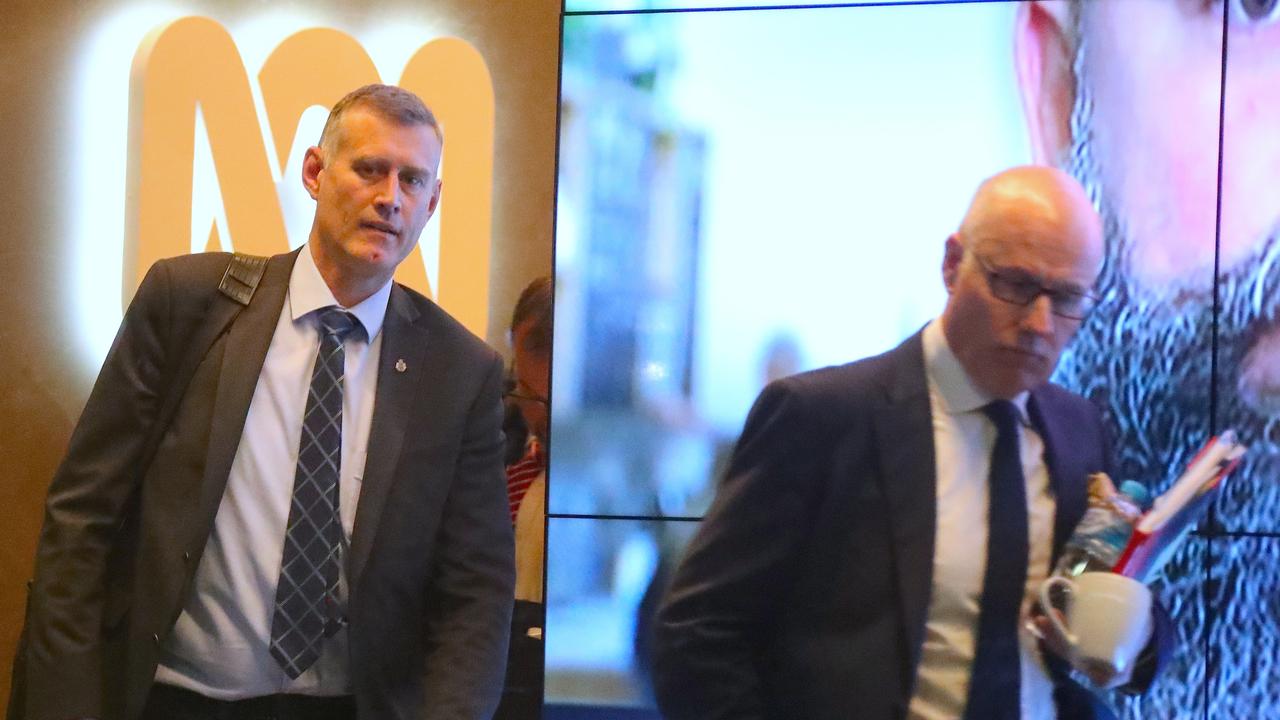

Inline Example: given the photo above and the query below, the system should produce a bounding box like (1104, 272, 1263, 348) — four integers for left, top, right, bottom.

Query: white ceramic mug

(1038, 571, 1153, 679)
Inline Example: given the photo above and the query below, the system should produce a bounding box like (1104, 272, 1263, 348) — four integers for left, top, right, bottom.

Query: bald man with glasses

(654, 166, 1170, 720)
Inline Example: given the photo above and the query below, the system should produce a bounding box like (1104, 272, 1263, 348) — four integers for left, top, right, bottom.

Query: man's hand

(1027, 605, 1133, 689)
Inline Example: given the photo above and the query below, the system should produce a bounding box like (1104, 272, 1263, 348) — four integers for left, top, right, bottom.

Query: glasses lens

(991, 275, 1040, 305)
(1051, 294, 1094, 320)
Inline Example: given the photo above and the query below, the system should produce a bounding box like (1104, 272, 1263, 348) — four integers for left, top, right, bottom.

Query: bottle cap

(1119, 480, 1152, 511)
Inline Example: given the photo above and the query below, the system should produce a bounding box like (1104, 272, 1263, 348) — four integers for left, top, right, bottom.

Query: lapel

(194, 251, 296, 536)
(869, 331, 938, 688)
(1026, 388, 1093, 705)
(348, 285, 429, 591)
(1027, 389, 1087, 559)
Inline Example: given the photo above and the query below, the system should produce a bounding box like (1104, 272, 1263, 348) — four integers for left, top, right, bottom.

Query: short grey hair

(318, 84, 442, 155)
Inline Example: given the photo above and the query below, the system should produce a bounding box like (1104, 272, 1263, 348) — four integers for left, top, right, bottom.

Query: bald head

(941, 166, 1104, 399)
(957, 165, 1103, 274)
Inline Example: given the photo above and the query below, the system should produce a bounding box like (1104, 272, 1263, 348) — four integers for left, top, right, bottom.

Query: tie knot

(318, 307, 360, 341)
(982, 399, 1020, 433)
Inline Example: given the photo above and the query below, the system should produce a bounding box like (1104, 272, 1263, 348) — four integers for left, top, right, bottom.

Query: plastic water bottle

(1053, 478, 1151, 578)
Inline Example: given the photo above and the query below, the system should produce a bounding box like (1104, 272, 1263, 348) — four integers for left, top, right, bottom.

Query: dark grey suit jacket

(17, 250, 515, 720)
(653, 330, 1155, 720)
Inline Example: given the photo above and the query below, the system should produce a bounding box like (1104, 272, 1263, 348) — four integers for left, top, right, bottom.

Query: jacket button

(152, 633, 160, 645)
(183, 551, 191, 563)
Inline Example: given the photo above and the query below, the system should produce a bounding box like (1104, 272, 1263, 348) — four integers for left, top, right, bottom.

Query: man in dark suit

(15, 84, 513, 720)
(653, 166, 1168, 720)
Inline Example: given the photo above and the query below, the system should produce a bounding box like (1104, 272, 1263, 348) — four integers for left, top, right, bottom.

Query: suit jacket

(653, 330, 1163, 720)
(16, 250, 515, 720)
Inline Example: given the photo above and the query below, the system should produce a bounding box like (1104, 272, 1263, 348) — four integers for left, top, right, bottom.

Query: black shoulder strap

(217, 252, 268, 305)
(141, 252, 268, 472)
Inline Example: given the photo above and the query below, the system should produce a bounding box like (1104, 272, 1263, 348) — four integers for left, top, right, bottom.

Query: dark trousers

(141, 683, 356, 720)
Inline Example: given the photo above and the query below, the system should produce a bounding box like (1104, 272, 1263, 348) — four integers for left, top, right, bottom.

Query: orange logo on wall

(126, 16, 494, 333)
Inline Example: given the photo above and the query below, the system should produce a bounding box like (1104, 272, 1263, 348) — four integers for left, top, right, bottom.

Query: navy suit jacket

(15, 250, 515, 720)
(654, 330, 1166, 720)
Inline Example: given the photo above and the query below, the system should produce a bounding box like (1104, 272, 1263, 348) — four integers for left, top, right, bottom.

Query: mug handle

(1038, 576, 1078, 647)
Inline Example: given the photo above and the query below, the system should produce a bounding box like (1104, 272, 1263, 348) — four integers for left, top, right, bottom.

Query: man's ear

(1015, 1, 1076, 166)
(301, 146, 324, 200)
(427, 179, 443, 216)
(942, 234, 965, 293)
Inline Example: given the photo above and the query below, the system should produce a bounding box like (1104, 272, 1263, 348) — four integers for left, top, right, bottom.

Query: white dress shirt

(155, 245, 391, 698)
(907, 319, 1059, 720)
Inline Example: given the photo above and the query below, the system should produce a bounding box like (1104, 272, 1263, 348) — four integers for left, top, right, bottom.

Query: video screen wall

(547, 1, 1279, 718)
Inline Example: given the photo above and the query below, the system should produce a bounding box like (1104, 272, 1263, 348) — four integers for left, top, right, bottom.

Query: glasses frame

(970, 251, 1097, 321)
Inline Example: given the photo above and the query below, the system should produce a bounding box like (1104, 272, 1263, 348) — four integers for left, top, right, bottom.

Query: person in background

(495, 276, 552, 720)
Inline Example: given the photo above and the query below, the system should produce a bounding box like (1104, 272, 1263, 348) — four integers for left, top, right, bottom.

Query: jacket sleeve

(23, 261, 176, 720)
(419, 353, 516, 719)
(653, 378, 831, 720)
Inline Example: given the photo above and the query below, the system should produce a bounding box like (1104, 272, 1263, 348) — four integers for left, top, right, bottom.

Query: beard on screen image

(1053, 36, 1279, 530)
(1048, 14, 1280, 713)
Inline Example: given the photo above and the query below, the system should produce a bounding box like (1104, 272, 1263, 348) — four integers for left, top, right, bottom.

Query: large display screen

(547, 1, 1277, 717)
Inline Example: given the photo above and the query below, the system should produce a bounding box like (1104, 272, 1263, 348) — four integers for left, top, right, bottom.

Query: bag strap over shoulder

(129, 251, 269, 507)
(155, 252, 267, 435)
(218, 252, 268, 305)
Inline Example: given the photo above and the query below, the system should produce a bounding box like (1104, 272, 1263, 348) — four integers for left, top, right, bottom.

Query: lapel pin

(395, 358, 407, 373)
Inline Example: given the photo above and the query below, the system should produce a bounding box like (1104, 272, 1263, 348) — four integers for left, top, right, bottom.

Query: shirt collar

(922, 318, 1030, 424)
(288, 243, 393, 341)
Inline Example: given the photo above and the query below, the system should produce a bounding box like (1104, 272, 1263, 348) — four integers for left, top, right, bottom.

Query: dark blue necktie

(270, 307, 360, 679)
(964, 400, 1029, 719)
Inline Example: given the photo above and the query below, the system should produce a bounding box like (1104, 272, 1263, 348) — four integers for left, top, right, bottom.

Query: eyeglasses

(971, 252, 1097, 320)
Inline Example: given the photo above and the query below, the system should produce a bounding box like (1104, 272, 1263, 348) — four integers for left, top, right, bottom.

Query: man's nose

(1022, 293, 1055, 336)
(374, 174, 402, 215)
